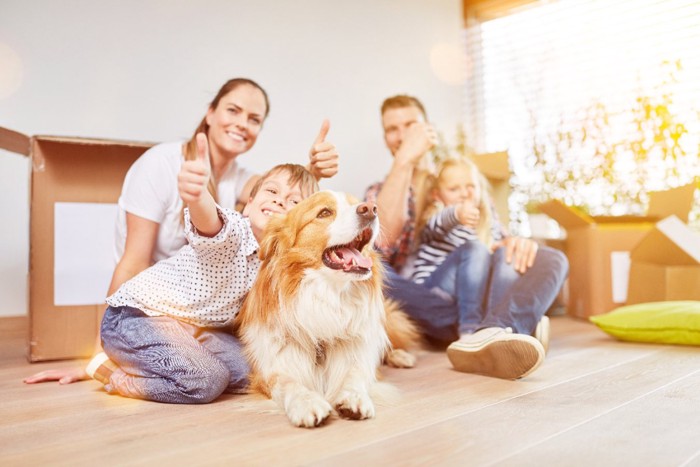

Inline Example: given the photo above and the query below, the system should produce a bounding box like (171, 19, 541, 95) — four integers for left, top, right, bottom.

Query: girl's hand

(456, 199, 480, 228)
(493, 237, 538, 273)
(24, 367, 89, 385)
(178, 133, 211, 204)
(308, 120, 339, 180)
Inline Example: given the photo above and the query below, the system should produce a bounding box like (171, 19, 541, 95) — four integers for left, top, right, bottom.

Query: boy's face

(243, 170, 305, 240)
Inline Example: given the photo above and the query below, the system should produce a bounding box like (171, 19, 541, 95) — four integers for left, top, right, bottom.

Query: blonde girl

(411, 158, 503, 283)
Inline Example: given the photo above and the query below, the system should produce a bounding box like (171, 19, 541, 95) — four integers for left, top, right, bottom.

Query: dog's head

(259, 190, 379, 280)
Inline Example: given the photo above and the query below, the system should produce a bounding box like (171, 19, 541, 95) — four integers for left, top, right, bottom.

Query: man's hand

(394, 122, 437, 167)
(308, 119, 339, 180)
(493, 237, 538, 274)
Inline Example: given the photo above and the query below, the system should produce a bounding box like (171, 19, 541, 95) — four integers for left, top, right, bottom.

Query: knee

(176, 362, 231, 404)
(457, 241, 490, 263)
(538, 247, 569, 282)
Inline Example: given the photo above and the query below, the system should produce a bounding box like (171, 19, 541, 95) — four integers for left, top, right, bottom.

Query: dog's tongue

(337, 247, 373, 270)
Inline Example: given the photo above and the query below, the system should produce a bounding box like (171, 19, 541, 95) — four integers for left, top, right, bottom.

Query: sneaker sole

(447, 335, 544, 380)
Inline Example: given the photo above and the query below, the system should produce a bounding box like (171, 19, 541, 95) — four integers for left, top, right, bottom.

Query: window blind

(462, 0, 700, 233)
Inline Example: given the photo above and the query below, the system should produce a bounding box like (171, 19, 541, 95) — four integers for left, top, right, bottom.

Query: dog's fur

(237, 190, 418, 428)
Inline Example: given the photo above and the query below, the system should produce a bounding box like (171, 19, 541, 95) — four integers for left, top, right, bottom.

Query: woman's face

(434, 164, 481, 207)
(205, 84, 267, 160)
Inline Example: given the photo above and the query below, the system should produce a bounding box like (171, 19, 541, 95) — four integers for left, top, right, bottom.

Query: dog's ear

(258, 214, 297, 261)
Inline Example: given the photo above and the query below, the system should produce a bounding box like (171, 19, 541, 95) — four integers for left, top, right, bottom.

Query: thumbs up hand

(178, 132, 212, 205)
(308, 119, 339, 180)
(456, 199, 480, 229)
(178, 133, 222, 236)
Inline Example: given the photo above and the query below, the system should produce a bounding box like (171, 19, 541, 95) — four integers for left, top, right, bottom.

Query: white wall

(0, 0, 465, 317)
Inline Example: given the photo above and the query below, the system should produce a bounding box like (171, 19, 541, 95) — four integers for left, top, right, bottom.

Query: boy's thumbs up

(314, 119, 330, 144)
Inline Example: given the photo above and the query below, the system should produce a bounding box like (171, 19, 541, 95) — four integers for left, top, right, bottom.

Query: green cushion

(590, 301, 700, 346)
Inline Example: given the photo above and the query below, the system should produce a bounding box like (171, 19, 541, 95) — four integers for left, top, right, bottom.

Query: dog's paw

(385, 348, 417, 368)
(286, 392, 332, 428)
(334, 391, 375, 420)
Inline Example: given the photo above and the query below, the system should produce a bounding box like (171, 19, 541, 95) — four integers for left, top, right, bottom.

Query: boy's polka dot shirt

(106, 205, 261, 327)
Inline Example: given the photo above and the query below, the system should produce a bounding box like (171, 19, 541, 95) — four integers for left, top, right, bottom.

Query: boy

(85, 134, 318, 403)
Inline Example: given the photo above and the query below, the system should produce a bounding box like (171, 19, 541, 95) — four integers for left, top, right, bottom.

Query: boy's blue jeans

(100, 306, 249, 404)
(384, 242, 568, 342)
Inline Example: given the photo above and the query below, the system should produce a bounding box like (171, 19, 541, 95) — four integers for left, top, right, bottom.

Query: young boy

(85, 134, 318, 403)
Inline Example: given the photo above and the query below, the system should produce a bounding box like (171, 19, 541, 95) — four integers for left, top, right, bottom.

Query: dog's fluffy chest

(285, 270, 383, 341)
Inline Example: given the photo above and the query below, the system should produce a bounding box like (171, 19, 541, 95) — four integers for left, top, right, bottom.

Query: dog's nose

(356, 202, 377, 221)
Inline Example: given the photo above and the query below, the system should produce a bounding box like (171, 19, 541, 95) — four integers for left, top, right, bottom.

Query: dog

(237, 190, 418, 428)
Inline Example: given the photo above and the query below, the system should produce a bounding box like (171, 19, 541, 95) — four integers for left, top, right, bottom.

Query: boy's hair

(380, 94, 428, 121)
(417, 158, 494, 248)
(249, 163, 319, 201)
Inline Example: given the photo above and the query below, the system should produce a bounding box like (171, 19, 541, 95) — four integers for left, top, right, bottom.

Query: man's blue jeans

(384, 242, 568, 342)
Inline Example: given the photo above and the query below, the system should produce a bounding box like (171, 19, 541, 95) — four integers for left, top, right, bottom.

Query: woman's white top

(113, 141, 255, 264)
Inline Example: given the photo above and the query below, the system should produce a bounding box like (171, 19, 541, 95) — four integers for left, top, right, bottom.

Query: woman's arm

(108, 213, 159, 295)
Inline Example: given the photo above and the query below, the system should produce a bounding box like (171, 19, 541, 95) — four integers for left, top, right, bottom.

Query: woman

(24, 78, 339, 384)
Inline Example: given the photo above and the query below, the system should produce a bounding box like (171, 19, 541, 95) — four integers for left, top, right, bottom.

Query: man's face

(381, 105, 425, 156)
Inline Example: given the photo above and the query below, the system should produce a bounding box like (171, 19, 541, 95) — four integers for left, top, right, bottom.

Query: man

(365, 95, 568, 380)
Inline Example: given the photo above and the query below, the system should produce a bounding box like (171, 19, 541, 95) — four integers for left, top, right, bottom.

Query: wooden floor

(2, 315, 700, 467)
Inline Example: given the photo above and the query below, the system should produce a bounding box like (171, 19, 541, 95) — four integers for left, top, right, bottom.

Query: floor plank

(1, 316, 699, 466)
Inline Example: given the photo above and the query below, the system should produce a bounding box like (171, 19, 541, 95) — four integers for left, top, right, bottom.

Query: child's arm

(177, 133, 223, 237)
(421, 206, 461, 242)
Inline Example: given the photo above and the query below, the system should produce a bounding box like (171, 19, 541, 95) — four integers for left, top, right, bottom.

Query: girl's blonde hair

(416, 158, 494, 248)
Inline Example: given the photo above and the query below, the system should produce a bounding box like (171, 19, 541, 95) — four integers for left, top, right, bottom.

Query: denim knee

(538, 247, 569, 284)
(174, 361, 231, 404)
(457, 241, 490, 264)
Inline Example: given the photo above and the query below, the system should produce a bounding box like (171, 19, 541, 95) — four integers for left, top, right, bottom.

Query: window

(463, 0, 700, 233)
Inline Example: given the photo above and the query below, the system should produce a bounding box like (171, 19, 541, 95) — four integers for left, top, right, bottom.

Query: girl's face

(434, 164, 481, 207)
(205, 84, 267, 160)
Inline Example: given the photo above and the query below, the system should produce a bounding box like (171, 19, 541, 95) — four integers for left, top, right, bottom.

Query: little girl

(411, 158, 504, 284)
(85, 135, 318, 403)
(410, 157, 568, 379)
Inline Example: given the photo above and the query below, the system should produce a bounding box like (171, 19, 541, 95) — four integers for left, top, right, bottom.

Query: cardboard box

(538, 184, 696, 319)
(472, 151, 510, 225)
(0, 126, 153, 362)
(627, 215, 700, 304)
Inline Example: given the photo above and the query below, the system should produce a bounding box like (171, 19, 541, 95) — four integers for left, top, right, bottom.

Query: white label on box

(610, 251, 631, 303)
(54, 202, 118, 306)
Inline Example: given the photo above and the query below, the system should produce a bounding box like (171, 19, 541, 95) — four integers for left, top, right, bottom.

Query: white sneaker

(447, 327, 545, 380)
(534, 316, 550, 354)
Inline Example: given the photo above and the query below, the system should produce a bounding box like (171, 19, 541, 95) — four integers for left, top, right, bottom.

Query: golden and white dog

(238, 190, 417, 428)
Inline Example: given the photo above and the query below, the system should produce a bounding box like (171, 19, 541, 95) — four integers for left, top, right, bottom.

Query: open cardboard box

(538, 183, 696, 319)
(471, 151, 510, 225)
(627, 215, 700, 304)
(0, 126, 153, 361)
